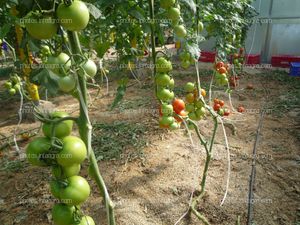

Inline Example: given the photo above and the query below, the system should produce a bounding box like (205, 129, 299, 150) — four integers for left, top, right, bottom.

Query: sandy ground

(0, 63, 299, 225)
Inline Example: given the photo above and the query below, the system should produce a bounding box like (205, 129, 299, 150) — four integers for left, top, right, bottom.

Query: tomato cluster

(179, 51, 195, 69)
(213, 98, 230, 117)
(3, 73, 21, 96)
(232, 48, 245, 69)
(214, 61, 230, 86)
(160, 0, 187, 38)
(184, 82, 207, 121)
(155, 57, 180, 129)
(26, 111, 95, 225)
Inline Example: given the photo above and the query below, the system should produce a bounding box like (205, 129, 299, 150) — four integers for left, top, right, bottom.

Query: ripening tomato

(56, 136, 87, 167)
(52, 203, 75, 225)
(224, 109, 230, 116)
(57, 0, 90, 31)
(218, 108, 225, 116)
(233, 53, 239, 59)
(60, 176, 90, 206)
(172, 99, 185, 114)
(185, 93, 195, 103)
(42, 111, 73, 139)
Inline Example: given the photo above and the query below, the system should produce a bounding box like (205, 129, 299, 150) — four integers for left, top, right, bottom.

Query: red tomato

(172, 99, 185, 114)
(214, 103, 221, 111)
(219, 100, 225, 107)
(218, 67, 227, 74)
(215, 62, 225, 70)
(224, 109, 230, 116)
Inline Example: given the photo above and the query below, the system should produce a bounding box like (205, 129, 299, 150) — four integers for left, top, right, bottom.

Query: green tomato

(8, 88, 16, 95)
(167, 7, 181, 21)
(14, 84, 20, 92)
(195, 100, 204, 108)
(82, 59, 97, 77)
(11, 75, 21, 84)
(57, 136, 87, 167)
(188, 112, 198, 121)
(161, 103, 174, 116)
(42, 111, 73, 139)
(26, 137, 51, 166)
(159, 116, 175, 126)
(57, 1, 90, 31)
(185, 104, 195, 112)
(169, 122, 179, 130)
(198, 21, 204, 32)
(174, 25, 187, 38)
(24, 14, 58, 40)
(78, 216, 95, 225)
(60, 175, 90, 206)
(50, 180, 61, 199)
(156, 57, 172, 73)
(218, 108, 225, 116)
(47, 53, 71, 75)
(52, 203, 75, 225)
(195, 107, 206, 117)
(179, 52, 191, 61)
(41, 45, 51, 55)
(181, 60, 190, 69)
(157, 88, 174, 102)
(184, 82, 195, 92)
(4, 81, 12, 89)
(155, 73, 171, 86)
(169, 78, 175, 90)
(52, 164, 81, 179)
(160, 0, 175, 9)
(58, 75, 76, 93)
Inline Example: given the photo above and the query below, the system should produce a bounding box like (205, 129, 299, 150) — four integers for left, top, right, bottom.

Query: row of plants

(0, 0, 255, 224)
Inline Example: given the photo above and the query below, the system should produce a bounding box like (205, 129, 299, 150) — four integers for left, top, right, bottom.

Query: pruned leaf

(85, 3, 102, 19)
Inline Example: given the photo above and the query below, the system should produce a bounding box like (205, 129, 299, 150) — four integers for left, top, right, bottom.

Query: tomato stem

(67, 31, 116, 225)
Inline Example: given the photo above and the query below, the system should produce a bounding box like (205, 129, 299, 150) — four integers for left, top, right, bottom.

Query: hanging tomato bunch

(26, 110, 95, 225)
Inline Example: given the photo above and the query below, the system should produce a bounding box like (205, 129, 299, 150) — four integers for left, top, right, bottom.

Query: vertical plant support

(67, 31, 116, 225)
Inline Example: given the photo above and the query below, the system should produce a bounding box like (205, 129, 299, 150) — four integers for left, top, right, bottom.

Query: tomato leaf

(85, 3, 102, 19)
(30, 68, 59, 94)
(186, 43, 200, 60)
(0, 67, 14, 77)
(0, 24, 11, 39)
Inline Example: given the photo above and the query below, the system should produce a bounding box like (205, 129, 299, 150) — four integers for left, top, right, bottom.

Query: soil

(0, 62, 299, 225)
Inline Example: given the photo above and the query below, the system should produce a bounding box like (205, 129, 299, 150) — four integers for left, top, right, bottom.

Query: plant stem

(67, 31, 116, 225)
